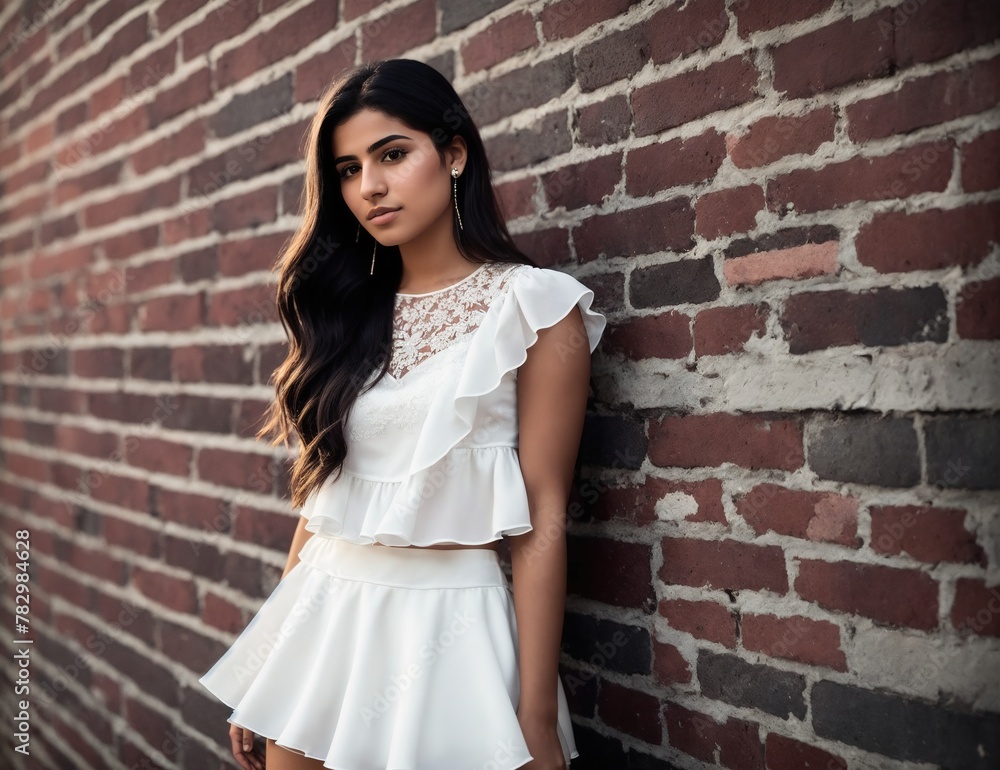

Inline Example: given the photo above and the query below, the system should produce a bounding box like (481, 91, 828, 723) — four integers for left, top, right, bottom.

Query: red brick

(203, 591, 246, 634)
(767, 141, 953, 215)
(361, 0, 436, 61)
(734, 484, 859, 547)
(695, 184, 764, 239)
(632, 56, 759, 137)
(156, 488, 230, 532)
(646, 0, 729, 64)
(893, 0, 1000, 68)
(856, 201, 1000, 273)
(653, 639, 691, 684)
(206, 284, 277, 327)
(125, 258, 174, 294)
(771, 10, 893, 98)
(962, 128, 1000, 193)
(149, 67, 211, 128)
(181, 1, 258, 61)
(495, 176, 536, 220)
(540, 0, 633, 40)
(951, 579, 1000, 638)
(73, 347, 125, 379)
(83, 177, 180, 228)
(597, 679, 661, 744)
(847, 55, 1000, 141)
(727, 107, 836, 169)
(217, 1, 338, 87)
(957, 277, 1000, 340)
(90, 473, 149, 513)
(733, 0, 835, 35)
(218, 232, 290, 277)
(102, 517, 160, 558)
(870, 505, 985, 565)
(574, 198, 694, 262)
(693, 303, 768, 356)
(765, 732, 847, 770)
(742, 613, 846, 671)
(461, 11, 536, 73)
(626, 131, 727, 198)
(650, 413, 804, 471)
(197, 447, 277, 490)
(665, 703, 764, 770)
(659, 598, 737, 647)
(212, 186, 278, 233)
(139, 292, 204, 332)
(598, 477, 725, 526)
(541, 152, 621, 211)
(125, 436, 194, 477)
(103, 226, 159, 262)
(132, 118, 205, 175)
(795, 559, 938, 631)
(605, 311, 691, 360)
(132, 565, 197, 613)
(295, 37, 358, 103)
(660, 537, 788, 593)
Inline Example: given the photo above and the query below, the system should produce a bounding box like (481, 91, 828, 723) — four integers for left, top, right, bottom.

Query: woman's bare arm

(510, 304, 592, 721)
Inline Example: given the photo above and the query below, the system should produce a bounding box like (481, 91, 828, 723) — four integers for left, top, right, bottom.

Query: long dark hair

(258, 58, 537, 509)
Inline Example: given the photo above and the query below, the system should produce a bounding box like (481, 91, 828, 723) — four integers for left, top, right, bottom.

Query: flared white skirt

(198, 533, 580, 769)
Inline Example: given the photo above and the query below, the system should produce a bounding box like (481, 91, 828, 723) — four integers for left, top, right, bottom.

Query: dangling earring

(452, 167, 463, 231)
(356, 221, 376, 275)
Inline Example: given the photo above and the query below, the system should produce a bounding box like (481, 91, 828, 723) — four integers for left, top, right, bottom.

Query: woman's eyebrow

(334, 134, 412, 164)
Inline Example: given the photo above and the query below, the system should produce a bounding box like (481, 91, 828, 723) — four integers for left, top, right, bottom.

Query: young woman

(198, 58, 606, 770)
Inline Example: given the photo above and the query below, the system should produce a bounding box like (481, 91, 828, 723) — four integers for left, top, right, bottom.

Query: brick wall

(1, 1, 998, 769)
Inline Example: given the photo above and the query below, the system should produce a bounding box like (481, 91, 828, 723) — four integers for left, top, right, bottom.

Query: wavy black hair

(257, 58, 537, 509)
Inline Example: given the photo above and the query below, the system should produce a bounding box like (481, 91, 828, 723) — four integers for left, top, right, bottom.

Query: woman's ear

(446, 135, 468, 172)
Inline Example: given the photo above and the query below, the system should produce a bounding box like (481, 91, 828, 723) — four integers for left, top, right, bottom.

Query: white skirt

(198, 533, 580, 769)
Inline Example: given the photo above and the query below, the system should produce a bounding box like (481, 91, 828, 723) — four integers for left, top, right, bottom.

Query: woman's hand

(229, 723, 265, 770)
(518, 714, 567, 770)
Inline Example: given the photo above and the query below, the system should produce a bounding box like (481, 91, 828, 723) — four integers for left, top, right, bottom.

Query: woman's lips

(369, 209, 399, 225)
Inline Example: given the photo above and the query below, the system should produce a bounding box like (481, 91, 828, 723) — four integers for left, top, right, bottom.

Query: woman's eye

(338, 148, 406, 179)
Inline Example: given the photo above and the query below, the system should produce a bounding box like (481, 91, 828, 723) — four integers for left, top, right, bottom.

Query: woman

(198, 58, 606, 770)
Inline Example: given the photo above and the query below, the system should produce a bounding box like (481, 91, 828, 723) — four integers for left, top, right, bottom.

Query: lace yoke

(389, 262, 524, 380)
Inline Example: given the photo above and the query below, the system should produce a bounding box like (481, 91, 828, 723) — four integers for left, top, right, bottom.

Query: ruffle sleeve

(299, 266, 608, 546)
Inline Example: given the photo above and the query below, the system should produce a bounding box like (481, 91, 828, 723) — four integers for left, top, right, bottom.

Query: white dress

(198, 261, 608, 769)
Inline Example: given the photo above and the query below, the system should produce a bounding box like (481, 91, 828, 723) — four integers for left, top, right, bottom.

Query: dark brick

(439, 0, 511, 34)
(808, 414, 920, 487)
(894, 0, 1000, 68)
(463, 52, 574, 126)
(630, 257, 719, 308)
(575, 95, 631, 147)
(568, 536, 655, 610)
(925, 414, 1000, 490)
(697, 650, 807, 719)
(485, 111, 571, 172)
(562, 613, 650, 676)
(781, 286, 948, 354)
(578, 414, 647, 471)
(725, 225, 839, 260)
(211, 72, 293, 138)
(575, 24, 649, 92)
(130, 347, 172, 380)
(812, 680, 1000, 768)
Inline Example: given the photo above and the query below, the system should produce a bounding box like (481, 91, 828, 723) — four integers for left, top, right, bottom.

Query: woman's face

(331, 109, 464, 248)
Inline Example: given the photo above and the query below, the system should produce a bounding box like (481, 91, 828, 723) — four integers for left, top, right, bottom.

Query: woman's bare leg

(265, 737, 329, 769)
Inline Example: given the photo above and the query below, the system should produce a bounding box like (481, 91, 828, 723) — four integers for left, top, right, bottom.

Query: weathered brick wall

(1, 0, 998, 768)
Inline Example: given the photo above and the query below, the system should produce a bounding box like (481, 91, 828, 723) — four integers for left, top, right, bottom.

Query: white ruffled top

(296, 261, 607, 546)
